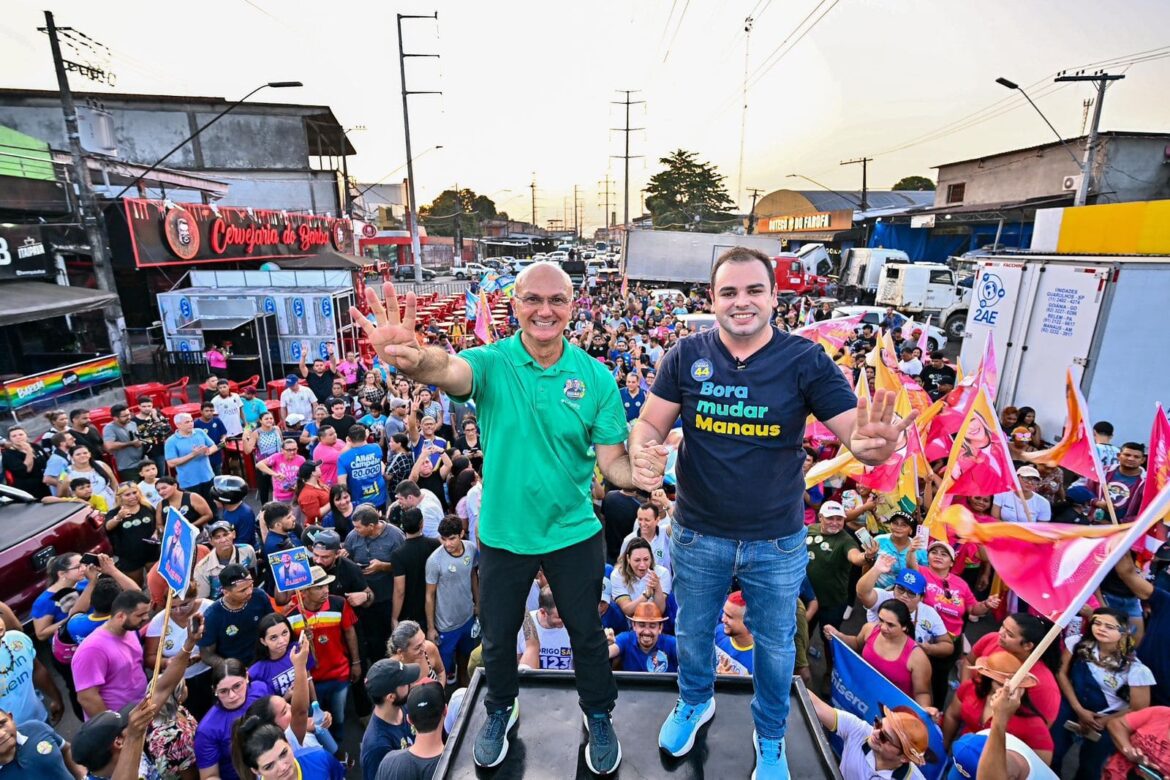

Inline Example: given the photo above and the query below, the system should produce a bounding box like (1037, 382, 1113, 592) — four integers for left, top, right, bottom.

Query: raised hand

(874, 552, 896, 574)
(850, 389, 917, 464)
(348, 283, 425, 373)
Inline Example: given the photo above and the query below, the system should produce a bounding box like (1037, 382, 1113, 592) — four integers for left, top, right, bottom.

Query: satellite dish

(260, 262, 282, 271)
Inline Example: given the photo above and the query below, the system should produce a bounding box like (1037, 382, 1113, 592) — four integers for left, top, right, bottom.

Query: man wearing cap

(280, 375, 317, 423)
(193, 520, 257, 599)
(992, 466, 1052, 523)
(360, 659, 422, 780)
(306, 529, 372, 608)
(517, 587, 574, 670)
(948, 687, 1057, 779)
(355, 266, 645, 774)
(808, 690, 930, 780)
(631, 248, 914, 776)
(287, 566, 360, 739)
(199, 563, 273, 667)
(385, 398, 410, 438)
(1051, 485, 1097, 525)
(72, 590, 152, 718)
(806, 501, 871, 663)
(210, 380, 246, 438)
(374, 683, 446, 780)
(606, 601, 677, 673)
(0, 708, 83, 780)
(858, 557, 952, 656)
(241, 386, 267, 429)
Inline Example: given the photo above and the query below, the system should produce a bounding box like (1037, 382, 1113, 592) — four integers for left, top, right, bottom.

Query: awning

(275, 249, 378, 270)
(0, 281, 119, 326)
(175, 316, 259, 333)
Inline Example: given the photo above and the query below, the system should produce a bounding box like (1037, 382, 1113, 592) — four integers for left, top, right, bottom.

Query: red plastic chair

(239, 375, 260, 392)
(165, 377, 190, 405)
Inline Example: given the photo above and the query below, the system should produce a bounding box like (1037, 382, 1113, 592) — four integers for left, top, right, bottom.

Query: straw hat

(880, 704, 931, 766)
(971, 650, 1038, 689)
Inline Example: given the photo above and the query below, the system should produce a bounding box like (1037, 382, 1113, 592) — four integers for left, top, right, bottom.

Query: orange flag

(1023, 368, 1107, 484)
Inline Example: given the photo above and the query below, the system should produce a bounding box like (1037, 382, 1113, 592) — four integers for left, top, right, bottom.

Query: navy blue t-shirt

(651, 327, 855, 540)
(615, 631, 678, 673)
(198, 589, 274, 664)
(222, 503, 257, 547)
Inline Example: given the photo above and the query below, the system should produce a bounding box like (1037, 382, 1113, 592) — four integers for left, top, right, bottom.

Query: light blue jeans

(671, 523, 807, 741)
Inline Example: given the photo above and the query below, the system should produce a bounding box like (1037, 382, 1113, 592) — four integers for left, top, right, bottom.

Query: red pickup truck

(0, 486, 110, 623)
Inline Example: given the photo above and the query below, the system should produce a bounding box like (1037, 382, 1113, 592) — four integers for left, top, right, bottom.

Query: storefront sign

(122, 198, 354, 268)
(763, 209, 852, 234)
(0, 225, 54, 280)
(0, 355, 121, 413)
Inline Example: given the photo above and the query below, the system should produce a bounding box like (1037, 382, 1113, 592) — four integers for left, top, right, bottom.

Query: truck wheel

(944, 314, 966, 340)
(927, 338, 939, 352)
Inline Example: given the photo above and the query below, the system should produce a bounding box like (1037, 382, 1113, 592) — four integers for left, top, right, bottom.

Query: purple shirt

(71, 627, 148, 716)
(194, 682, 272, 780)
(247, 644, 315, 696)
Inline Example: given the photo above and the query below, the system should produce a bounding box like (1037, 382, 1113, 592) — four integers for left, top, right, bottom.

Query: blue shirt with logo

(614, 631, 678, 673)
(619, 387, 646, 422)
(651, 327, 854, 540)
(339, 443, 388, 508)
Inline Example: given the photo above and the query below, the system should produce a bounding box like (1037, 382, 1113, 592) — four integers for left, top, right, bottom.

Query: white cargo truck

(875, 262, 972, 340)
(958, 252, 1170, 441)
(621, 229, 783, 284)
(840, 248, 911, 298)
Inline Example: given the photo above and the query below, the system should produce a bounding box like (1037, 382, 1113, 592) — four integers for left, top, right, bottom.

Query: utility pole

(598, 174, 616, 230)
(744, 187, 762, 233)
(572, 185, 580, 239)
(396, 12, 441, 283)
(529, 176, 537, 230)
(611, 90, 644, 229)
(737, 17, 753, 209)
(1054, 70, 1124, 207)
(840, 157, 872, 210)
(41, 11, 127, 364)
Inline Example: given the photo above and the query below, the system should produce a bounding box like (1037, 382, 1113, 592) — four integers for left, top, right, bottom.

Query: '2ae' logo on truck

(973, 272, 1007, 326)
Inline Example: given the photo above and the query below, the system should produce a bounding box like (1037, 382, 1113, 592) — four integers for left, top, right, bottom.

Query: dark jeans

(1049, 699, 1116, 780)
(479, 530, 616, 715)
(929, 637, 963, 709)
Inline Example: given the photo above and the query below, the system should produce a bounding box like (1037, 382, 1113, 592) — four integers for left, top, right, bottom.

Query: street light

(994, 77, 1081, 165)
(113, 81, 303, 199)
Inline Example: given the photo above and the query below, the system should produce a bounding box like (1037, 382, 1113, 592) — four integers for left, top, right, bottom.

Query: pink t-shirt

(71, 627, 148, 716)
(263, 453, 305, 501)
(921, 568, 978, 636)
(312, 440, 346, 486)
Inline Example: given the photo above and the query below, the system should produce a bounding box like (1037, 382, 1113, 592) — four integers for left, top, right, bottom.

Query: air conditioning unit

(1061, 174, 1083, 192)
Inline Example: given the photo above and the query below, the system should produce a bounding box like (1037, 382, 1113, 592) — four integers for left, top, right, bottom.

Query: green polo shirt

(452, 333, 628, 554)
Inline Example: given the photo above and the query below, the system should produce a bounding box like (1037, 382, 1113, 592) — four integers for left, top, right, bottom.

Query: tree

(418, 188, 498, 237)
(644, 149, 737, 232)
(892, 176, 935, 191)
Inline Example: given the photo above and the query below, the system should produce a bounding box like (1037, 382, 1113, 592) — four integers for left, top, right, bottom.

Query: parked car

(453, 263, 489, 280)
(482, 258, 509, 271)
(0, 485, 110, 622)
(393, 265, 436, 281)
(830, 305, 948, 351)
(547, 251, 569, 262)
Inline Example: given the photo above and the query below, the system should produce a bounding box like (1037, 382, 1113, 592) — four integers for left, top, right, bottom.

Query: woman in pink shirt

(826, 599, 933, 710)
(257, 438, 304, 502)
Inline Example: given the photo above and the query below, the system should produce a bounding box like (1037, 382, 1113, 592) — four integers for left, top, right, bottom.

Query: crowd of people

(1, 253, 1168, 780)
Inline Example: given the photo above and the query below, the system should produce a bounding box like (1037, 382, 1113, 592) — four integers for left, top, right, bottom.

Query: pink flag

(940, 505, 1137, 620)
(473, 290, 494, 344)
(793, 313, 864, 350)
(1024, 368, 1107, 484)
(1140, 403, 1170, 521)
(939, 386, 1021, 497)
(975, 333, 999, 403)
(620, 275, 628, 299)
(917, 315, 932, 355)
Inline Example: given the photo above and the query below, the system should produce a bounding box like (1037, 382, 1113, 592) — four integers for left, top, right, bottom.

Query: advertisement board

(0, 355, 122, 412)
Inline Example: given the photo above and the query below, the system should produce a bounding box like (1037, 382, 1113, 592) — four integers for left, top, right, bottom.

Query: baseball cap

(285, 413, 305, 427)
(285, 374, 300, 387)
(1155, 540, 1170, 564)
(927, 540, 955, 559)
(1016, 465, 1041, 479)
(819, 500, 846, 518)
(947, 733, 987, 779)
(388, 397, 408, 410)
(365, 659, 421, 700)
(219, 564, 251, 590)
(71, 710, 127, 769)
(243, 386, 256, 395)
(207, 520, 233, 536)
(405, 680, 445, 722)
(895, 569, 926, 596)
(1066, 485, 1094, 505)
(312, 529, 342, 551)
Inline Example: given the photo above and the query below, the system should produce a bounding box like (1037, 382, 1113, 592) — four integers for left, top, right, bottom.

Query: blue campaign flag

(159, 507, 198, 595)
(268, 546, 314, 593)
(465, 288, 478, 321)
(829, 635, 946, 780)
(480, 271, 501, 293)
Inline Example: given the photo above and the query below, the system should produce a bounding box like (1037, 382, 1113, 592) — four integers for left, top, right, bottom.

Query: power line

(746, 0, 841, 89)
(661, 0, 691, 63)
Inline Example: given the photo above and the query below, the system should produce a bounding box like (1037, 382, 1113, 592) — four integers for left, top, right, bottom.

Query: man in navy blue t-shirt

(630, 247, 913, 778)
(606, 602, 677, 673)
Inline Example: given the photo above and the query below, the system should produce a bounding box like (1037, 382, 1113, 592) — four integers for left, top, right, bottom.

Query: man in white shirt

(279, 374, 318, 422)
(393, 480, 445, 538)
(809, 692, 929, 780)
(897, 345, 923, 378)
(211, 380, 246, 437)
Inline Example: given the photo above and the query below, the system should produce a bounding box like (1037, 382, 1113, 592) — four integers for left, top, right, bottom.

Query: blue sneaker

(582, 712, 622, 775)
(658, 697, 716, 757)
(752, 730, 789, 780)
(473, 699, 519, 768)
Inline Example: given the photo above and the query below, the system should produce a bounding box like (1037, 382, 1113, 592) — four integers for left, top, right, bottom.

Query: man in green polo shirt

(351, 263, 665, 775)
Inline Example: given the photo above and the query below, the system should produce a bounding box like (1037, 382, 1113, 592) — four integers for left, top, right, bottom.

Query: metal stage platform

(435, 670, 843, 779)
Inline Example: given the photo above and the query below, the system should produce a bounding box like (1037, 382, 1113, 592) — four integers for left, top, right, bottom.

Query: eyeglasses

(1091, 619, 1124, 632)
(215, 680, 246, 697)
(518, 294, 571, 309)
(872, 717, 902, 751)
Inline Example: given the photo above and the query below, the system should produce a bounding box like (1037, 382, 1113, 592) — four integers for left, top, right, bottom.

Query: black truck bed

(435, 671, 843, 779)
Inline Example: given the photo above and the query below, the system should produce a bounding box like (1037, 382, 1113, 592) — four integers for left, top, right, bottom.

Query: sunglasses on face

(872, 717, 901, 751)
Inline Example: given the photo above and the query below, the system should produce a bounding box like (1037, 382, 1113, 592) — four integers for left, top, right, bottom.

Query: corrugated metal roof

(801, 190, 936, 213)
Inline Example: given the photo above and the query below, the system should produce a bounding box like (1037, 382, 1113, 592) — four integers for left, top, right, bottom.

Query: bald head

(516, 261, 572, 297)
